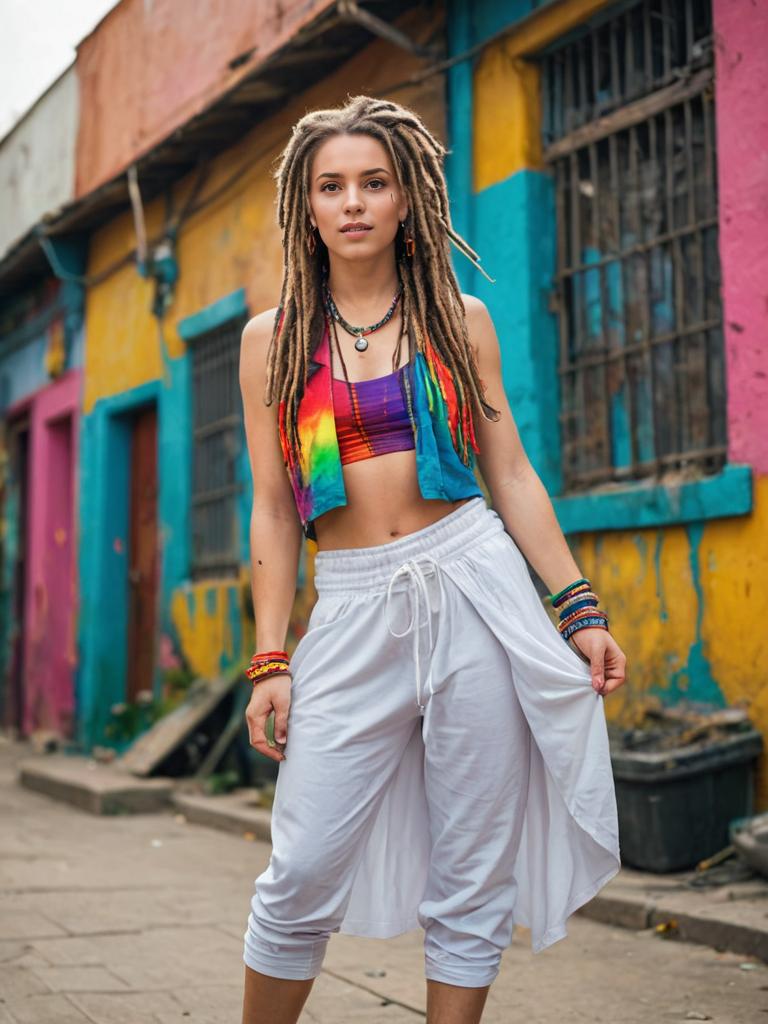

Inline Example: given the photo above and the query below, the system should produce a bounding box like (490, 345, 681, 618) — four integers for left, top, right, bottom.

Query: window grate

(189, 316, 247, 579)
(541, 0, 714, 146)
(541, 0, 725, 490)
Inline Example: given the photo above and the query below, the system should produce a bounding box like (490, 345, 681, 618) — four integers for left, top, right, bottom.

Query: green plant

(162, 663, 196, 694)
(104, 697, 160, 746)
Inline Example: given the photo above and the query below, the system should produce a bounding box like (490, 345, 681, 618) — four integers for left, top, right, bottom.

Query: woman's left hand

(571, 629, 627, 696)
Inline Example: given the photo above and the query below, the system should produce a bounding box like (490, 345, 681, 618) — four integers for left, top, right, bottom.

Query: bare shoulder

(459, 292, 498, 361)
(241, 306, 280, 351)
(460, 292, 489, 319)
(239, 307, 291, 489)
(239, 306, 280, 382)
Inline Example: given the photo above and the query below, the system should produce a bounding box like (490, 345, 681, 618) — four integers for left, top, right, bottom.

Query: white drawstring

(384, 555, 445, 714)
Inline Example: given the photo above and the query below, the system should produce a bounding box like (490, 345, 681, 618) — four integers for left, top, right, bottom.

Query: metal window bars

(540, 0, 725, 490)
(189, 316, 247, 579)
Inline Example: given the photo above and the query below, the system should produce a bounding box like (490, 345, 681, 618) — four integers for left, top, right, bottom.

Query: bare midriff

(312, 448, 475, 551)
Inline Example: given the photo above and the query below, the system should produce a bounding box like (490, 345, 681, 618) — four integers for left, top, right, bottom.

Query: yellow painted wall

(473, 0, 614, 191)
(571, 476, 768, 808)
(169, 577, 247, 680)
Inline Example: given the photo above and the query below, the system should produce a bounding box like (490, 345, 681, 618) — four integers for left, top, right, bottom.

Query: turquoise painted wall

(75, 359, 194, 748)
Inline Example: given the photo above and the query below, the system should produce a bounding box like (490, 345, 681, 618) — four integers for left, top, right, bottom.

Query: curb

(168, 788, 768, 966)
(172, 789, 273, 842)
(577, 892, 768, 963)
(17, 755, 174, 815)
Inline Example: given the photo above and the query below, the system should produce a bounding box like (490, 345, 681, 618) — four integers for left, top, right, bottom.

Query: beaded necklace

(322, 278, 403, 352)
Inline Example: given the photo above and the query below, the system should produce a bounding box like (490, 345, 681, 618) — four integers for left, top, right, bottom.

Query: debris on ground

(610, 698, 755, 753)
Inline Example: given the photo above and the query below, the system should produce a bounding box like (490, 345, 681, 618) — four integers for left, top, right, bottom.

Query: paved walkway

(1, 736, 766, 1023)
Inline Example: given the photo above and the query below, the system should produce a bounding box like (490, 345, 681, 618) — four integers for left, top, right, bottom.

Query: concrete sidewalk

(20, 746, 768, 964)
(170, 781, 768, 964)
(5, 738, 767, 1023)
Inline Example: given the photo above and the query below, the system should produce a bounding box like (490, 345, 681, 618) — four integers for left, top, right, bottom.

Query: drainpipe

(335, 0, 442, 59)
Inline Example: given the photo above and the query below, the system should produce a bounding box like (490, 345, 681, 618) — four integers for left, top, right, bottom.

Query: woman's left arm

(464, 294, 627, 697)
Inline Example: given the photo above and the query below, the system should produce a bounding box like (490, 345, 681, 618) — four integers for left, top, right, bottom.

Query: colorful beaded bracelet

(550, 578, 590, 605)
(246, 648, 291, 684)
(562, 615, 609, 642)
(550, 577, 609, 643)
(559, 610, 608, 634)
(559, 604, 607, 624)
(249, 649, 289, 664)
(247, 659, 290, 678)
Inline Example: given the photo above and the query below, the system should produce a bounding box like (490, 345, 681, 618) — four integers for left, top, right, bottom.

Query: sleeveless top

(332, 365, 415, 465)
(277, 316, 484, 541)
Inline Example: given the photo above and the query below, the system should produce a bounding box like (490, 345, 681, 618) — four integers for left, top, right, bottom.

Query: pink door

(42, 413, 77, 736)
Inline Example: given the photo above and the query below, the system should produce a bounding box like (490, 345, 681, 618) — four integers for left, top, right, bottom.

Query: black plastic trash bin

(610, 728, 764, 872)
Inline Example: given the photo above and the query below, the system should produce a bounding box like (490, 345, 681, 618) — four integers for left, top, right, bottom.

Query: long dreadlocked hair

(264, 94, 501, 469)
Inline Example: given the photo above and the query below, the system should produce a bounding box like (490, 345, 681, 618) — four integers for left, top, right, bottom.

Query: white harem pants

(243, 496, 620, 987)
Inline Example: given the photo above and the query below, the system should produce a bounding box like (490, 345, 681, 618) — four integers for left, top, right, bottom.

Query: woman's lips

(341, 226, 372, 234)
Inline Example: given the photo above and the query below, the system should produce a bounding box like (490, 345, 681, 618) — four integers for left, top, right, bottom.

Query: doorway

(3, 415, 30, 735)
(125, 404, 159, 702)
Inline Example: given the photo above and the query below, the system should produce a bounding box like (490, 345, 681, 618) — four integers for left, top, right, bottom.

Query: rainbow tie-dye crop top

(332, 365, 415, 465)
(277, 316, 484, 541)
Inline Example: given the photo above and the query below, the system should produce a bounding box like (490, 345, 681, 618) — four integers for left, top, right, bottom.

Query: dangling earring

(401, 220, 415, 258)
(307, 225, 317, 256)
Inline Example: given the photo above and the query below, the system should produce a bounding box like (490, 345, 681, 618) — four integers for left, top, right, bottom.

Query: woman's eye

(320, 179, 385, 192)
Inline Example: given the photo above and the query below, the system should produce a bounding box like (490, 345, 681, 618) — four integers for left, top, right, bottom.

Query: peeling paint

(653, 532, 668, 623)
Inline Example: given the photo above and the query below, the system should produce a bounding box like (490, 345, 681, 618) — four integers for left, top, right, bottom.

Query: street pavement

(1, 736, 766, 1024)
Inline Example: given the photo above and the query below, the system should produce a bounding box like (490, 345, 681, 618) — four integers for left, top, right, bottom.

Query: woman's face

(307, 132, 408, 260)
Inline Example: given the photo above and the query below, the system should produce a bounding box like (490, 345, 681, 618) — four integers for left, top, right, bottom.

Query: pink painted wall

(18, 371, 81, 737)
(714, 0, 768, 475)
(74, 0, 335, 198)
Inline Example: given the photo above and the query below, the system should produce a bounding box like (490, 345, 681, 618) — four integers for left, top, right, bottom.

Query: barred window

(189, 316, 247, 579)
(541, 0, 725, 490)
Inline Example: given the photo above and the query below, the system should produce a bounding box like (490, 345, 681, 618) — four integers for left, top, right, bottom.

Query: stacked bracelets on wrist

(550, 577, 609, 643)
(246, 649, 292, 684)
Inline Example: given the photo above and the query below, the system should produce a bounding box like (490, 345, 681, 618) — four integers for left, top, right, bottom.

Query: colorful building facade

(0, 0, 766, 802)
(76, 5, 446, 747)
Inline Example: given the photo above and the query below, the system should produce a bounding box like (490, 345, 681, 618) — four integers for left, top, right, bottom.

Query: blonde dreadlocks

(264, 94, 501, 468)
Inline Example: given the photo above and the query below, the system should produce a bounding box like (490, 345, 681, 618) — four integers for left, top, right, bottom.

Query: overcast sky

(0, 0, 118, 138)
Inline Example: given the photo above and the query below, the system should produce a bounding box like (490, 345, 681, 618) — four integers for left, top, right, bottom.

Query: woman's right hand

(245, 674, 292, 762)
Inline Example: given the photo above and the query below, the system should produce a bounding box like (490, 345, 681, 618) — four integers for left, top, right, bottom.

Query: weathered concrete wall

(714, 0, 768, 475)
(74, 0, 337, 197)
(0, 66, 78, 259)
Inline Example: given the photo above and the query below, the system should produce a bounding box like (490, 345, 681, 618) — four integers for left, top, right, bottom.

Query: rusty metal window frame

(540, 0, 725, 492)
(188, 314, 247, 580)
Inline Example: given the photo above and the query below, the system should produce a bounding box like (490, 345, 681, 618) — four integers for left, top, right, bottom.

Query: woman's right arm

(239, 308, 304, 762)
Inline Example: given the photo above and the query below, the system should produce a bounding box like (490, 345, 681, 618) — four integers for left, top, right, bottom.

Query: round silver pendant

(354, 334, 368, 352)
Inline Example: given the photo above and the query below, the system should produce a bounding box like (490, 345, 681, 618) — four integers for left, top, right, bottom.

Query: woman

(239, 95, 626, 1024)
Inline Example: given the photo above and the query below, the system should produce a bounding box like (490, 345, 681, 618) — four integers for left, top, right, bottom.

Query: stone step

(171, 787, 273, 842)
(17, 754, 175, 815)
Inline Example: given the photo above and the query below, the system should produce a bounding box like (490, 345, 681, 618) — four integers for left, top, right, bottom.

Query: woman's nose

(343, 188, 364, 213)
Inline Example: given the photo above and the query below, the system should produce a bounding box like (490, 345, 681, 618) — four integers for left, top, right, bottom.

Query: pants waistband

(313, 496, 502, 594)
(312, 496, 506, 727)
